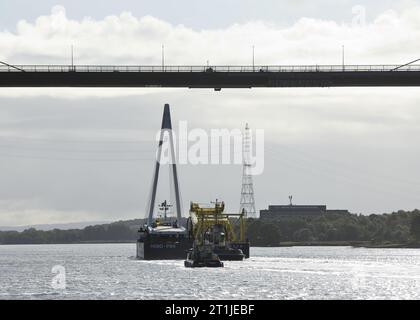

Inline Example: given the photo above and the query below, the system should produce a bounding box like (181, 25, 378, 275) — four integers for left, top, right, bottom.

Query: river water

(0, 244, 419, 300)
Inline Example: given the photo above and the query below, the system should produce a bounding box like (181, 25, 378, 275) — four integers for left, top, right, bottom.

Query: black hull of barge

(137, 238, 250, 260)
(136, 237, 193, 260)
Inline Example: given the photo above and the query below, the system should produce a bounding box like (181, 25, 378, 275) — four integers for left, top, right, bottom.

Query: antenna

(161, 44, 165, 71)
(342, 45, 345, 71)
(252, 45, 255, 71)
(159, 200, 172, 220)
(71, 44, 74, 70)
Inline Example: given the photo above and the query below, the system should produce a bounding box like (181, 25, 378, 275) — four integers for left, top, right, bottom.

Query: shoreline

(1, 240, 420, 248)
(277, 241, 420, 249)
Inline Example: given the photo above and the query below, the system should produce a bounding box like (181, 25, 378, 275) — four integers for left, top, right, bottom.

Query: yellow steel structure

(189, 200, 246, 244)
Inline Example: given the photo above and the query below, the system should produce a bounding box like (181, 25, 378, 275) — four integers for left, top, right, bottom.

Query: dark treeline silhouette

(242, 210, 420, 247)
(1, 211, 420, 246)
(0, 220, 142, 244)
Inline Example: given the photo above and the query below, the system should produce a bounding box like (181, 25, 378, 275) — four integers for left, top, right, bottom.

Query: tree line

(0, 220, 141, 244)
(1, 211, 420, 246)
(244, 210, 420, 246)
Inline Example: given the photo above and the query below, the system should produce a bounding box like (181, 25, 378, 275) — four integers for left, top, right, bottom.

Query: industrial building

(260, 202, 349, 219)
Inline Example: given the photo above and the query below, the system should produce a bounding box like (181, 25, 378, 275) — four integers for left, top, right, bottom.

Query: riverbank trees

(1, 210, 419, 246)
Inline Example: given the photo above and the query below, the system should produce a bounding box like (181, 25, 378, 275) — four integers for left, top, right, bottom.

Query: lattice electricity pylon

(239, 123, 257, 218)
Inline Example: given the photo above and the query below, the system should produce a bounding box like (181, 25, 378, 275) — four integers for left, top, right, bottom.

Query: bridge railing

(1, 64, 420, 72)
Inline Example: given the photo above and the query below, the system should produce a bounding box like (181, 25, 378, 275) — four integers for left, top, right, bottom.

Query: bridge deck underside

(1, 71, 420, 88)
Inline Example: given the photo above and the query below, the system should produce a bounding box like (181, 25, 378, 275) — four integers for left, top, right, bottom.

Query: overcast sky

(1, 1, 420, 226)
(0, 0, 416, 30)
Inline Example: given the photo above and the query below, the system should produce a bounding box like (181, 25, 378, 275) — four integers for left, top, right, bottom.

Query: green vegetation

(410, 213, 420, 242)
(0, 220, 141, 244)
(244, 210, 420, 247)
(1, 210, 420, 247)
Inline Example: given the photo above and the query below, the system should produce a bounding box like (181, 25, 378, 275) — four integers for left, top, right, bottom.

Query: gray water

(0, 244, 419, 300)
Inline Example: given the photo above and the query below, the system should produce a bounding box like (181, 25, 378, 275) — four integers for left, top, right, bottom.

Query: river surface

(0, 244, 419, 300)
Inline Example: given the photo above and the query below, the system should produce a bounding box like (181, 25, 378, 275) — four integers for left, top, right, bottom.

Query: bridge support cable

(0, 61, 26, 72)
(391, 58, 420, 71)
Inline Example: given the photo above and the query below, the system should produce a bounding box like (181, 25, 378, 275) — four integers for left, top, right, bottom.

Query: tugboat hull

(214, 249, 245, 261)
(184, 260, 224, 268)
(184, 246, 224, 268)
(230, 242, 250, 258)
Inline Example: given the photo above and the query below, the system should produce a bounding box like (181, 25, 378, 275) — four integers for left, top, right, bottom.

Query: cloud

(1, 4, 420, 69)
(0, 198, 107, 225)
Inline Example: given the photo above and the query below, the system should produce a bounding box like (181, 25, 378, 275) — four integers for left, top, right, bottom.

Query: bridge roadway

(1, 64, 420, 88)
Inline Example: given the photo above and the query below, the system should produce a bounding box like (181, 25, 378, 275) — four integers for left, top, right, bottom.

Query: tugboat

(184, 244, 224, 268)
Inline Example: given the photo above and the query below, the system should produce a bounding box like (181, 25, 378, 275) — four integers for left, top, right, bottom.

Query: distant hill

(0, 218, 187, 244)
(0, 221, 111, 232)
